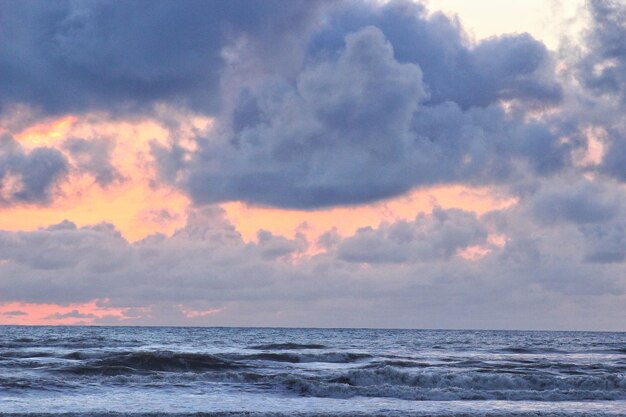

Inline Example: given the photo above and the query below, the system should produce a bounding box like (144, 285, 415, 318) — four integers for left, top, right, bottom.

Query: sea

(0, 326, 625, 417)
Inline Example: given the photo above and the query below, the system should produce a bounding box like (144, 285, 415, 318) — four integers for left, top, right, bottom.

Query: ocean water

(0, 327, 625, 416)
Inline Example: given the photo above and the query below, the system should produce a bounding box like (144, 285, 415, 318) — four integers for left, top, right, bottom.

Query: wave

(0, 377, 36, 389)
(249, 343, 327, 350)
(0, 350, 54, 358)
(59, 351, 244, 375)
(365, 360, 432, 368)
(231, 351, 371, 364)
(284, 367, 626, 401)
(89, 365, 623, 402)
(495, 347, 569, 354)
(3, 413, 625, 417)
(588, 348, 626, 354)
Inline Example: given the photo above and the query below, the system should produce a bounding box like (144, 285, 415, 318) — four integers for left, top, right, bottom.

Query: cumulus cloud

(1, 0, 575, 209)
(174, 18, 569, 208)
(185, 26, 430, 208)
(337, 208, 487, 264)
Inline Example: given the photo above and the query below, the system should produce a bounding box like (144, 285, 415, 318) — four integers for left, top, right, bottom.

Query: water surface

(1, 326, 625, 416)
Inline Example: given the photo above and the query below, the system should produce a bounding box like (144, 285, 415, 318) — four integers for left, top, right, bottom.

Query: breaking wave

(249, 343, 327, 350)
(59, 351, 244, 375)
(2, 413, 625, 417)
(286, 367, 626, 401)
(229, 352, 371, 363)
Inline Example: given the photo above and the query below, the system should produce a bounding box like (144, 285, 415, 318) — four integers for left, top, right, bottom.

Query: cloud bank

(0, 199, 624, 329)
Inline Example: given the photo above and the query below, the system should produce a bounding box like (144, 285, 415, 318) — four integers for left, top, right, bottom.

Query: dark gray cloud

(577, 0, 626, 102)
(600, 128, 626, 182)
(0, 0, 328, 116)
(2, 0, 574, 209)
(1, 0, 558, 117)
(0, 134, 68, 205)
(581, 221, 626, 264)
(573, 0, 626, 183)
(530, 180, 620, 225)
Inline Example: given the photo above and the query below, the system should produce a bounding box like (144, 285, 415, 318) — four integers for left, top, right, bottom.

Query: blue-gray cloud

(577, 0, 626, 102)
(44, 310, 97, 320)
(173, 20, 569, 208)
(338, 208, 487, 264)
(2, 0, 575, 209)
(63, 137, 122, 186)
(1, 310, 28, 317)
(0, 134, 68, 206)
(184, 26, 432, 208)
(309, 1, 561, 109)
(530, 180, 620, 225)
(574, 0, 626, 183)
(0, 203, 623, 330)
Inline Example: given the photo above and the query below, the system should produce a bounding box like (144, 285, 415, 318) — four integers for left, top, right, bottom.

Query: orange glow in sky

(16, 115, 78, 148)
(2, 114, 518, 325)
(223, 185, 517, 245)
(0, 299, 129, 325)
(6, 114, 193, 241)
(4, 114, 517, 245)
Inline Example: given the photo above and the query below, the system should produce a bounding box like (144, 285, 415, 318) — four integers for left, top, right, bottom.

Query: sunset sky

(1, 0, 625, 330)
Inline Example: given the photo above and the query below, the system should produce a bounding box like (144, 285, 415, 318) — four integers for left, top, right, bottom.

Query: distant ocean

(0, 326, 625, 416)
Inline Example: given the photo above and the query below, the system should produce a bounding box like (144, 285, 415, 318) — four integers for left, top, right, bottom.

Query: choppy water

(0, 326, 625, 416)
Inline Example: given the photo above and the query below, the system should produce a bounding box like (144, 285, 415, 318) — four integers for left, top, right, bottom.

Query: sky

(0, 0, 625, 330)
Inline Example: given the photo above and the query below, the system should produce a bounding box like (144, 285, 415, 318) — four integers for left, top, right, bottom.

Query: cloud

(184, 26, 430, 208)
(0, 220, 129, 273)
(337, 208, 487, 264)
(581, 221, 626, 264)
(530, 179, 621, 224)
(0, 201, 624, 329)
(0, 134, 68, 206)
(576, 0, 626, 102)
(174, 19, 568, 208)
(1, 310, 28, 317)
(517, 176, 626, 266)
(45, 310, 97, 320)
(63, 137, 122, 186)
(0, 0, 328, 116)
(2, 0, 574, 209)
(309, 1, 561, 108)
(572, 0, 626, 183)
